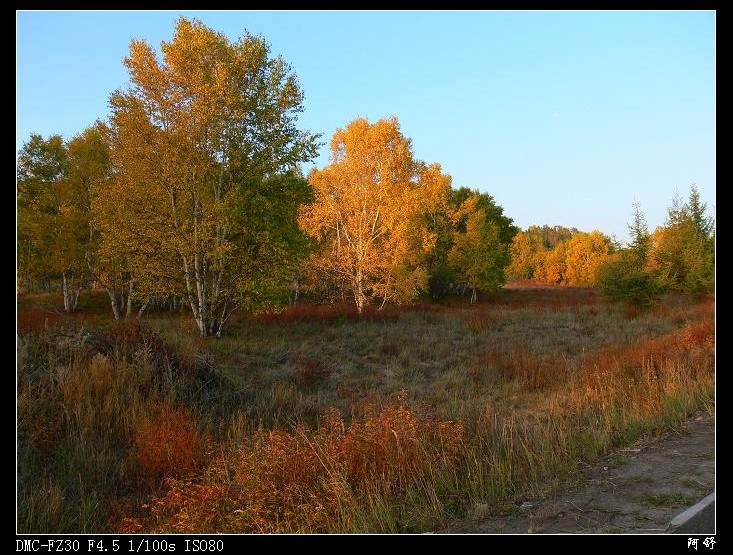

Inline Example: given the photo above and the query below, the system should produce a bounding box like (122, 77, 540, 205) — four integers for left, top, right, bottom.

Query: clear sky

(17, 10, 715, 242)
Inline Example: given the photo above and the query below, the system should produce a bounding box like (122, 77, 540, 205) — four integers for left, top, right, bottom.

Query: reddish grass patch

(17, 307, 65, 335)
(292, 353, 333, 387)
(581, 317, 715, 387)
(462, 309, 497, 333)
(133, 401, 204, 489)
(503, 279, 567, 290)
(122, 393, 464, 533)
(483, 349, 567, 391)
(493, 284, 606, 311)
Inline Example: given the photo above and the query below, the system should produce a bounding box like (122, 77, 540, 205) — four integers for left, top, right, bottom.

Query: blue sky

(17, 10, 715, 242)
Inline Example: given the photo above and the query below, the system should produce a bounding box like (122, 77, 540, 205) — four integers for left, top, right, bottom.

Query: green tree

(627, 202, 651, 270)
(525, 224, 578, 250)
(427, 187, 517, 300)
(649, 186, 714, 294)
(17, 134, 68, 293)
(597, 256, 663, 308)
(17, 133, 91, 310)
(448, 209, 505, 304)
(598, 202, 665, 307)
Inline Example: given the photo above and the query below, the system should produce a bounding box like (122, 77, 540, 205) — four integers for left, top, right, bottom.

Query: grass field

(16, 282, 714, 533)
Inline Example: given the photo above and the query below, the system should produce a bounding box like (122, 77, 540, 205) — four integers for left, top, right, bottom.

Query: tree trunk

(71, 287, 81, 312)
(61, 273, 83, 313)
(107, 288, 121, 320)
(470, 287, 477, 305)
(291, 276, 301, 306)
(126, 281, 134, 318)
(137, 299, 150, 318)
(354, 273, 365, 315)
(62, 272, 70, 312)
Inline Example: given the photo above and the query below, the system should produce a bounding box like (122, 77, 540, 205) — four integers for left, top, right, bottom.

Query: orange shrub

(679, 319, 715, 350)
(125, 393, 464, 533)
(133, 401, 203, 488)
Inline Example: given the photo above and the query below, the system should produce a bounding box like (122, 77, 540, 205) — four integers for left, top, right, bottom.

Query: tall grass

(17, 291, 714, 533)
(121, 315, 713, 533)
(17, 320, 226, 532)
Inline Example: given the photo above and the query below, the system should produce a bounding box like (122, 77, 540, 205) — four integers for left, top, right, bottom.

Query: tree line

(507, 225, 615, 286)
(17, 18, 714, 336)
(597, 188, 715, 306)
(506, 187, 714, 305)
(17, 18, 520, 336)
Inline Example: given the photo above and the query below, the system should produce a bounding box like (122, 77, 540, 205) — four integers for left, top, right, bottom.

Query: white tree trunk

(62, 272, 70, 312)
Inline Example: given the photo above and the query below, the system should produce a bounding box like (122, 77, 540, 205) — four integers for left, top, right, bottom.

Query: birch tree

(104, 18, 318, 336)
(448, 209, 504, 304)
(17, 134, 67, 293)
(17, 134, 88, 310)
(298, 117, 437, 313)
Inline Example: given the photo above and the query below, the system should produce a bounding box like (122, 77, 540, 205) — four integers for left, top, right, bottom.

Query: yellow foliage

(299, 118, 442, 312)
(507, 231, 544, 279)
(510, 229, 611, 287)
(563, 231, 612, 286)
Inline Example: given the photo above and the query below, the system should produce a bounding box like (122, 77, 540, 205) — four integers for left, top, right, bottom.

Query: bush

(133, 401, 204, 488)
(597, 258, 664, 308)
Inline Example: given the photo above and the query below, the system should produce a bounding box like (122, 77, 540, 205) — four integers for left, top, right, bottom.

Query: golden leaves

(300, 117, 442, 310)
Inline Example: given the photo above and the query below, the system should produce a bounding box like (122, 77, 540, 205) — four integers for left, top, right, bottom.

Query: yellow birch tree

(298, 117, 438, 313)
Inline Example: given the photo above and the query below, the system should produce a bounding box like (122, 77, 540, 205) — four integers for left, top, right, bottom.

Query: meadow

(16, 282, 714, 533)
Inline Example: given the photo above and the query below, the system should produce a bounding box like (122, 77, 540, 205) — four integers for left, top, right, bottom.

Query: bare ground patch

(448, 411, 714, 534)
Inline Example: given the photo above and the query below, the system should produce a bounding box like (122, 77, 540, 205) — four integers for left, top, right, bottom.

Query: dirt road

(448, 411, 715, 534)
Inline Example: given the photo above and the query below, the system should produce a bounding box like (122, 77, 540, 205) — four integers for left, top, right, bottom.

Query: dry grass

(17, 285, 714, 533)
(121, 393, 465, 533)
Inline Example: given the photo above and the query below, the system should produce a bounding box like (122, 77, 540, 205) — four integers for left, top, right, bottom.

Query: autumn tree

(448, 208, 504, 303)
(17, 134, 68, 293)
(62, 124, 132, 316)
(563, 231, 612, 286)
(649, 186, 714, 294)
(101, 18, 318, 336)
(507, 225, 579, 282)
(420, 168, 455, 300)
(507, 231, 545, 279)
(526, 224, 578, 250)
(299, 117, 437, 313)
(17, 133, 94, 310)
(538, 241, 568, 284)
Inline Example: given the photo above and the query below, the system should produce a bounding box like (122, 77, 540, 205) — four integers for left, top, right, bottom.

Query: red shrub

(133, 401, 203, 488)
(124, 393, 464, 533)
